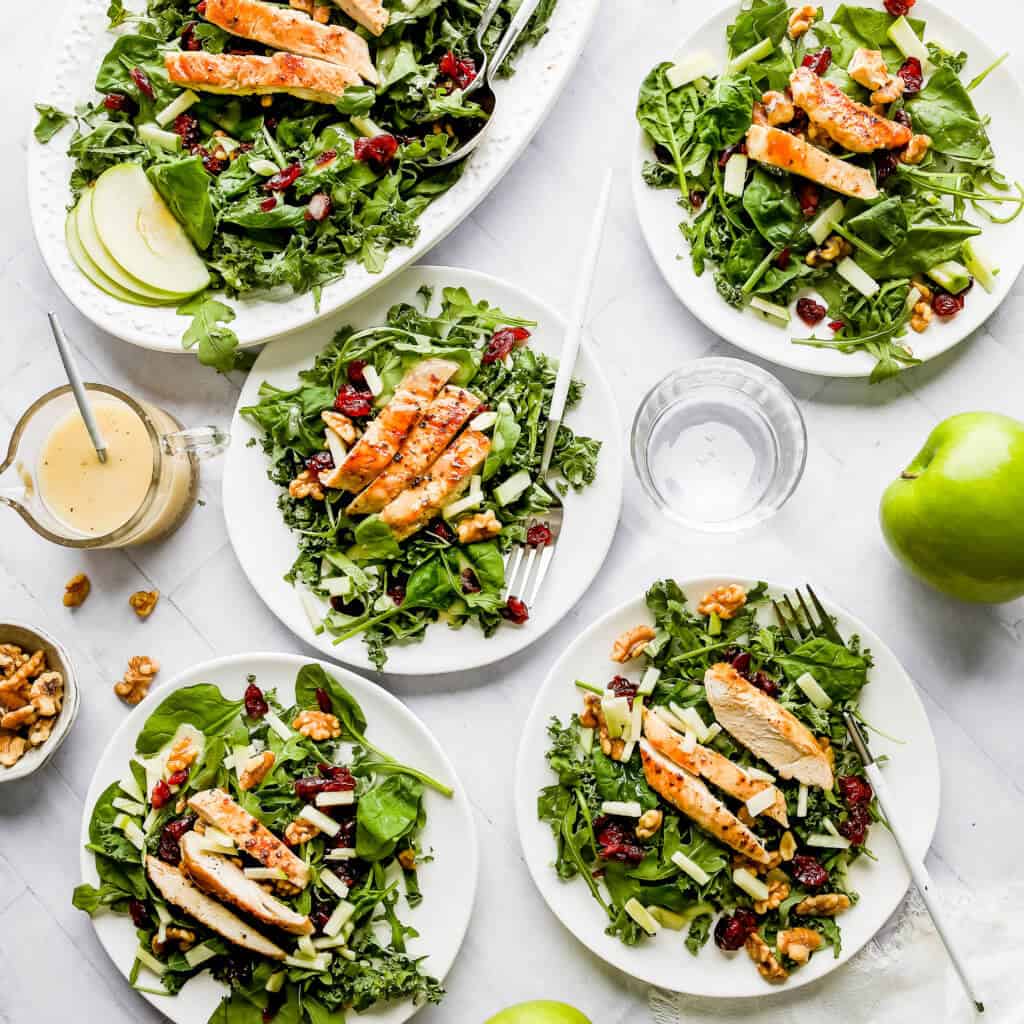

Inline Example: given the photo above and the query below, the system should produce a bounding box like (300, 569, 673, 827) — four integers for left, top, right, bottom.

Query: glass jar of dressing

(0, 384, 228, 548)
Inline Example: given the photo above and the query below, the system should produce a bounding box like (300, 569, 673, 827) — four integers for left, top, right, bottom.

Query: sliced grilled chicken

(180, 833, 313, 935)
(146, 856, 287, 960)
(346, 386, 481, 515)
(188, 789, 310, 889)
(643, 709, 788, 826)
(203, 0, 378, 83)
(331, 359, 460, 493)
(789, 67, 912, 153)
(165, 51, 361, 104)
(332, 0, 388, 35)
(704, 663, 834, 789)
(380, 429, 491, 541)
(640, 740, 772, 865)
(746, 124, 879, 200)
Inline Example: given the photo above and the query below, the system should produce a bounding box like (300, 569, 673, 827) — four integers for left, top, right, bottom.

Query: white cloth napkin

(648, 886, 1024, 1024)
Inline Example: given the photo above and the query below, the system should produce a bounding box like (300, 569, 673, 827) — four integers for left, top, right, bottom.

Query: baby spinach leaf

(85, 781, 143, 863)
(813, 5, 927, 68)
(696, 73, 760, 149)
(135, 685, 244, 754)
(636, 63, 700, 178)
(294, 662, 368, 736)
(676, 826, 728, 878)
(148, 156, 215, 249)
(776, 637, 869, 701)
(463, 541, 505, 592)
(592, 750, 659, 810)
(356, 774, 424, 861)
(403, 556, 456, 611)
(906, 67, 995, 163)
(349, 515, 403, 560)
(845, 196, 909, 251)
(219, 196, 308, 231)
(854, 218, 980, 278)
(742, 168, 809, 249)
(726, 0, 789, 54)
(482, 400, 521, 481)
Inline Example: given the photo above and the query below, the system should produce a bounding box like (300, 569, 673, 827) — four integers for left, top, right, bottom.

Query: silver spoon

(47, 313, 107, 464)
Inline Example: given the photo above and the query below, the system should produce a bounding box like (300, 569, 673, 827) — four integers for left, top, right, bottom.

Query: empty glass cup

(631, 358, 806, 532)
(0, 384, 228, 548)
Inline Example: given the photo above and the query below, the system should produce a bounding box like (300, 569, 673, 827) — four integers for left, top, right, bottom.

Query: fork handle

(489, 0, 546, 80)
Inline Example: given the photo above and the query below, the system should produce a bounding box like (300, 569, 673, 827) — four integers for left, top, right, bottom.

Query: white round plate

(515, 577, 940, 997)
(224, 265, 624, 675)
(29, 0, 599, 352)
(80, 651, 478, 1024)
(632, 2, 1024, 377)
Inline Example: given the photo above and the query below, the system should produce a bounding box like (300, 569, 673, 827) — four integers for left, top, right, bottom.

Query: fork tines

(502, 515, 562, 610)
(772, 585, 844, 647)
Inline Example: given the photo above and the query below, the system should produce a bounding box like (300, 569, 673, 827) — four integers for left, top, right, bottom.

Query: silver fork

(772, 584, 845, 651)
(501, 172, 614, 613)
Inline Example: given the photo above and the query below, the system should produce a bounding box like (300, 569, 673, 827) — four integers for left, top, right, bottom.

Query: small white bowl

(0, 622, 79, 783)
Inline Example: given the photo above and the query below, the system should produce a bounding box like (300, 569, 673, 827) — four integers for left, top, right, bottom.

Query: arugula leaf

(34, 104, 71, 143)
(178, 295, 254, 374)
(776, 637, 869, 701)
(135, 685, 243, 754)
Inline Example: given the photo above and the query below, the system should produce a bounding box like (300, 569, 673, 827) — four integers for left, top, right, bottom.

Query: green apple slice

(91, 163, 210, 298)
(75, 187, 181, 301)
(65, 205, 167, 306)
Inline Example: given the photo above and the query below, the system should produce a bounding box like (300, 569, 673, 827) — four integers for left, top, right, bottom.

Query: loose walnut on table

(63, 573, 91, 607)
(114, 656, 159, 705)
(129, 590, 160, 619)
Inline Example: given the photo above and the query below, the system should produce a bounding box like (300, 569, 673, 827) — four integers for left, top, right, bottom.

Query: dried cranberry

(315, 148, 338, 168)
(932, 291, 962, 317)
(167, 768, 189, 788)
(796, 297, 828, 325)
(829, 320, 845, 332)
(714, 908, 758, 951)
(482, 326, 531, 365)
(608, 675, 639, 709)
(305, 451, 334, 474)
(838, 775, 873, 806)
(501, 596, 530, 625)
(460, 568, 481, 594)
(875, 149, 899, 183)
(319, 763, 356, 785)
(526, 523, 553, 547)
(689, 189, 707, 210)
(315, 687, 333, 714)
(305, 193, 332, 222)
(775, 247, 791, 269)
(130, 67, 155, 100)
(172, 112, 201, 150)
(103, 92, 136, 114)
(128, 898, 150, 928)
(801, 47, 832, 76)
(730, 651, 752, 674)
(264, 163, 303, 192)
(346, 359, 367, 384)
(593, 816, 645, 865)
(790, 854, 829, 889)
(653, 143, 673, 164)
(838, 803, 871, 845)
(892, 108, 913, 129)
(331, 596, 363, 615)
(717, 141, 747, 170)
(244, 682, 269, 719)
(795, 180, 821, 217)
(438, 50, 477, 91)
(750, 671, 780, 698)
(331, 855, 367, 889)
(196, 0, 207, 11)
(309, 898, 333, 932)
(335, 385, 373, 417)
(353, 134, 399, 168)
(428, 520, 454, 542)
(181, 21, 202, 50)
(387, 578, 407, 606)
(157, 816, 195, 865)
(897, 57, 923, 96)
(151, 779, 171, 809)
(294, 776, 351, 803)
(884, 0, 915, 15)
(260, 196, 278, 212)
(200, 148, 228, 175)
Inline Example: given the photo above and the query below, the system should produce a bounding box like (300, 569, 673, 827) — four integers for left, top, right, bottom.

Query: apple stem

(901, 471, 920, 480)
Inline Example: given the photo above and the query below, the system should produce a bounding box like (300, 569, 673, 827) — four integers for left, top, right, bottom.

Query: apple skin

(880, 412, 1024, 603)
(484, 1001, 591, 1024)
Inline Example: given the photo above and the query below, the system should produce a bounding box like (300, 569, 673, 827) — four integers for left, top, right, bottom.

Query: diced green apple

(927, 260, 972, 294)
(887, 16, 931, 70)
(666, 50, 717, 89)
(962, 240, 998, 293)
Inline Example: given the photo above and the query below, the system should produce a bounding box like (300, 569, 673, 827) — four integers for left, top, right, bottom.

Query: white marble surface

(3, 2, 1024, 1022)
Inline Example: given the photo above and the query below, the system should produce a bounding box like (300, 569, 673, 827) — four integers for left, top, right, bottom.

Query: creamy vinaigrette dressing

(38, 400, 153, 535)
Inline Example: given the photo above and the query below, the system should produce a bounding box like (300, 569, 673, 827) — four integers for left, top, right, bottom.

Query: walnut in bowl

(0, 623, 79, 782)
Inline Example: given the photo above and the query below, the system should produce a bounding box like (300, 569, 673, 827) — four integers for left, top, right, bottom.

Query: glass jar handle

(161, 426, 230, 461)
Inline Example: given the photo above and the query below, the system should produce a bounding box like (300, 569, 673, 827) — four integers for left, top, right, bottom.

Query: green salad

(539, 579, 880, 985)
(75, 663, 452, 1022)
(241, 284, 600, 669)
(35, 0, 557, 370)
(636, 0, 1021, 381)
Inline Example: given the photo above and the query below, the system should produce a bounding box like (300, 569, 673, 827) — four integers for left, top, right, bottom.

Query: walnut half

(129, 590, 160, 619)
(610, 625, 656, 663)
(292, 709, 341, 741)
(697, 584, 747, 620)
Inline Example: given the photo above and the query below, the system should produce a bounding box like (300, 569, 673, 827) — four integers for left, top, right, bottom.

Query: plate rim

(513, 574, 941, 998)
(27, 0, 601, 352)
(79, 649, 479, 1024)
(630, 0, 1024, 379)
(222, 263, 625, 676)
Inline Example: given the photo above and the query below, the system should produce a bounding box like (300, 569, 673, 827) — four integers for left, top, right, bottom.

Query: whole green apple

(484, 1001, 591, 1024)
(880, 412, 1024, 603)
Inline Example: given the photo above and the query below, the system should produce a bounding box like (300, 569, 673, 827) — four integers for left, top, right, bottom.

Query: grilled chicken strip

(146, 856, 287, 960)
(746, 124, 879, 200)
(331, 359, 460, 493)
(643, 709, 788, 826)
(165, 51, 361, 104)
(202, 0, 378, 83)
(332, 0, 388, 36)
(704, 663, 834, 789)
(640, 740, 772, 865)
(346, 386, 481, 515)
(180, 833, 313, 935)
(789, 67, 912, 153)
(380, 429, 491, 541)
(188, 789, 310, 889)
